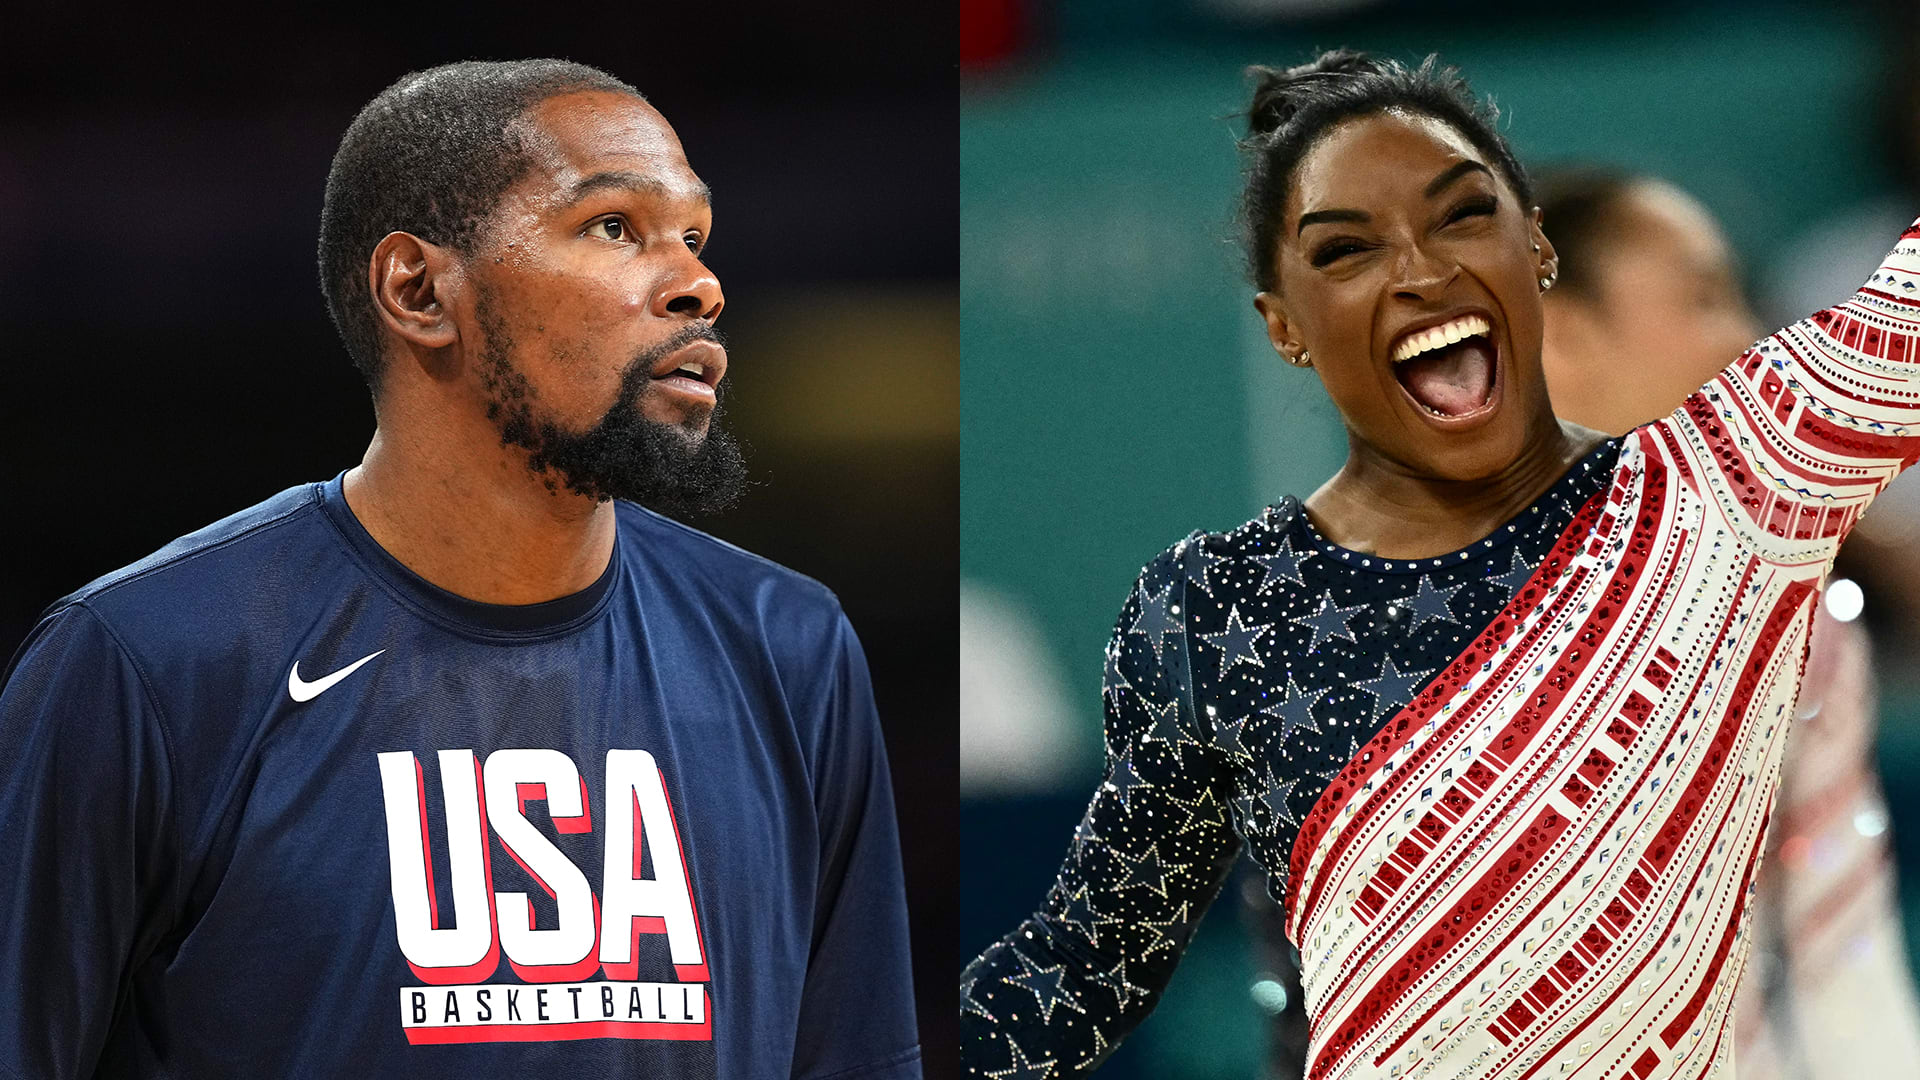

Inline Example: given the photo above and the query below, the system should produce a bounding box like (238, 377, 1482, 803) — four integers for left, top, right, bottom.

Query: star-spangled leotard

(963, 219, 1920, 1080)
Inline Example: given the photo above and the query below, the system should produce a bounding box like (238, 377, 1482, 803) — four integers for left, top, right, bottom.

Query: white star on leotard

(1352, 656, 1434, 724)
(985, 1035, 1060, 1080)
(1136, 900, 1193, 959)
(1397, 574, 1464, 633)
(1085, 957, 1150, 1010)
(1137, 695, 1199, 755)
(1054, 883, 1103, 947)
(1253, 533, 1317, 592)
(1170, 787, 1229, 834)
(1260, 775, 1300, 830)
(1068, 816, 1102, 862)
(1128, 582, 1183, 658)
(1101, 640, 1132, 696)
(1103, 752, 1152, 812)
(960, 976, 996, 1021)
(1494, 547, 1537, 592)
(1002, 950, 1084, 1025)
(1200, 604, 1272, 679)
(1119, 842, 1184, 899)
(1185, 544, 1226, 597)
(1296, 590, 1367, 651)
(1267, 670, 1328, 747)
(1211, 709, 1258, 763)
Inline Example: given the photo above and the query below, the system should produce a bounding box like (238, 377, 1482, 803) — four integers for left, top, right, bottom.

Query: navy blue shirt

(0, 474, 921, 1080)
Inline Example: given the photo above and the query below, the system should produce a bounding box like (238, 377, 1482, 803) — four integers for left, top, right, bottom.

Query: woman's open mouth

(1390, 313, 1498, 422)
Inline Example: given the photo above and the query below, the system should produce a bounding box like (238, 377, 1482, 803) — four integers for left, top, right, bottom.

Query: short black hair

(318, 59, 643, 393)
(1238, 49, 1533, 292)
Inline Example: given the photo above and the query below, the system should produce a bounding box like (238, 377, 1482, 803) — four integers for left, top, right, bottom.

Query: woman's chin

(1384, 406, 1549, 485)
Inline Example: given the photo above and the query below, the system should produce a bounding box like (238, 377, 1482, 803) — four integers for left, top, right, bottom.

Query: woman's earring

(1539, 271, 1556, 292)
(1290, 349, 1313, 368)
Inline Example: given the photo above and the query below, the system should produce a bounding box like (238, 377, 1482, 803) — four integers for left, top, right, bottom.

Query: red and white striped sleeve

(1655, 218, 1920, 566)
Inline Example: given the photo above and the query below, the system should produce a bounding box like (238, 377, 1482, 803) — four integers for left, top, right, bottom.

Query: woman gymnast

(961, 49, 1920, 1080)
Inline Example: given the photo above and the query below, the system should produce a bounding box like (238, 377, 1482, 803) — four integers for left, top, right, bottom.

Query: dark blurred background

(0, 4, 956, 1072)
(960, 0, 1920, 1076)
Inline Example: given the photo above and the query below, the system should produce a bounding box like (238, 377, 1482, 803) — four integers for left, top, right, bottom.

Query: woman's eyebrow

(1297, 208, 1370, 235)
(1295, 161, 1495, 235)
(1424, 160, 1493, 198)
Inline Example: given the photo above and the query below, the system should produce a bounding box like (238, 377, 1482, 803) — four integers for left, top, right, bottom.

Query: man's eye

(684, 233, 703, 254)
(587, 218, 626, 241)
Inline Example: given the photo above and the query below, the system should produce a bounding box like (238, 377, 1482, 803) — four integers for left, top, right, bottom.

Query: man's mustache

(633, 323, 727, 373)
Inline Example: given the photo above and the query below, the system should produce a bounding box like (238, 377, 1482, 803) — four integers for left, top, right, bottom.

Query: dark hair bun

(1246, 48, 1382, 137)
(1235, 49, 1531, 291)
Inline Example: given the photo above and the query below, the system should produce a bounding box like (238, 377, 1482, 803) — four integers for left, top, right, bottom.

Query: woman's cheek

(1318, 362, 1391, 430)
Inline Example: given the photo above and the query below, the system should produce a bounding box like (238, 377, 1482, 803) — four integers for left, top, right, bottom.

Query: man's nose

(655, 259, 724, 321)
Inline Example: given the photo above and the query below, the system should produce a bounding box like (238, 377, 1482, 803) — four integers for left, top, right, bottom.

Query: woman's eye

(1445, 199, 1496, 224)
(684, 233, 703, 254)
(1311, 241, 1365, 268)
(587, 218, 626, 241)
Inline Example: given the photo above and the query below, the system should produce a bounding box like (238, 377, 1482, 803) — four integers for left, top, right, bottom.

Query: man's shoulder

(613, 500, 841, 616)
(50, 480, 332, 635)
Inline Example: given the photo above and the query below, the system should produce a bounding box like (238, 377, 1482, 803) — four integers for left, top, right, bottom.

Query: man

(0, 59, 920, 1080)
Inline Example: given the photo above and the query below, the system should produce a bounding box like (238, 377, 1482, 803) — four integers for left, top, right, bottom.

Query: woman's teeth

(1391, 313, 1492, 363)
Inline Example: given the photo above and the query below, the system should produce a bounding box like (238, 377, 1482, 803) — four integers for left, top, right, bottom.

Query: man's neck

(343, 426, 617, 606)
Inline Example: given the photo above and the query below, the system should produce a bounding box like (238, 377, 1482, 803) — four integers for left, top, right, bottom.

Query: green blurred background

(959, 1, 1920, 1075)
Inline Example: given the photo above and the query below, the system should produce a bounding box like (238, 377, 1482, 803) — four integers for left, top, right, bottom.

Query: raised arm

(1657, 218, 1920, 564)
(960, 544, 1242, 1077)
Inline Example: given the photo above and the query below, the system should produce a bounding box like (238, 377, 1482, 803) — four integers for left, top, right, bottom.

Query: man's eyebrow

(1297, 208, 1370, 236)
(559, 170, 713, 209)
(1424, 160, 1493, 198)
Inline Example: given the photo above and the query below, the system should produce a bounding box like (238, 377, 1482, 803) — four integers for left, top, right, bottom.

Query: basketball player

(0, 60, 920, 1079)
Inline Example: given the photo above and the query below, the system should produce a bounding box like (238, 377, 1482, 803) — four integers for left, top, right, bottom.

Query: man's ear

(1253, 291, 1310, 366)
(369, 231, 463, 361)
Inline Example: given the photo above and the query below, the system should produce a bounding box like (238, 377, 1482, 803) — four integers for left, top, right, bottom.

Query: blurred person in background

(1241, 168, 1920, 1080)
(1535, 173, 1762, 439)
(963, 47, 1920, 1080)
(0, 60, 920, 1079)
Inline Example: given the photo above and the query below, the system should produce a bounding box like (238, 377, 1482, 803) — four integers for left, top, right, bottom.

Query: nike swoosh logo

(288, 650, 386, 702)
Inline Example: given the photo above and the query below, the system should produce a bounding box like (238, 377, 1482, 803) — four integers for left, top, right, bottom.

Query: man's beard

(475, 295, 748, 516)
